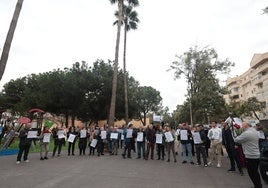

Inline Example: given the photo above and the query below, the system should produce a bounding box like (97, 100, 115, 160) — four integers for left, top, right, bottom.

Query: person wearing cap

(16, 123, 33, 164)
(234, 122, 262, 188)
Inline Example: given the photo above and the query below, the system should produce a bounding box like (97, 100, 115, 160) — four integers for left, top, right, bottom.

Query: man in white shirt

(207, 121, 222, 167)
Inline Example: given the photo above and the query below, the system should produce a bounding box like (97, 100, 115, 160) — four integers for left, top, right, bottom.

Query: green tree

(241, 97, 265, 120)
(169, 46, 234, 124)
(134, 86, 162, 125)
(0, 0, 24, 81)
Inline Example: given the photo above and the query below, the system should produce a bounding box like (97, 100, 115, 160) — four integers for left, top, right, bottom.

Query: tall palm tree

(108, 0, 139, 127)
(114, 5, 139, 124)
(108, 0, 123, 127)
(0, 0, 24, 81)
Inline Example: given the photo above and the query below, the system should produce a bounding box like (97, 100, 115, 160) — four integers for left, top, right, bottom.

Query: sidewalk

(0, 148, 259, 188)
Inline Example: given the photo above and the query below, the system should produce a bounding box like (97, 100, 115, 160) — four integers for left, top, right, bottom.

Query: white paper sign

(121, 134, 124, 140)
(258, 131, 265, 139)
(117, 129, 123, 134)
(165, 131, 174, 142)
(57, 130, 65, 139)
(90, 139, 98, 148)
(27, 131, 38, 138)
(68, 134, 76, 143)
(80, 130, 87, 138)
(180, 130, 188, 140)
(101, 131, 107, 139)
(111, 133, 118, 139)
(126, 129, 133, 138)
(137, 132, 144, 142)
(43, 133, 51, 143)
(193, 132, 202, 144)
(156, 134, 163, 144)
(213, 131, 220, 140)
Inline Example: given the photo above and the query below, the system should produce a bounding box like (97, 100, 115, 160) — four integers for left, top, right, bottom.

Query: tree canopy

(169, 46, 234, 124)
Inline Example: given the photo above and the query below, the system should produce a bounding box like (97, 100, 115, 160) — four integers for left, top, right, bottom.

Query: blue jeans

(137, 141, 145, 158)
(181, 143, 193, 162)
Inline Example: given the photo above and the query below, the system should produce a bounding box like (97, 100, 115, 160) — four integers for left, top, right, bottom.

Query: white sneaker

(24, 160, 30, 163)
(207, 162, 212, 166)
(217, 163, 221, 168)
(16, 161, 20, 164)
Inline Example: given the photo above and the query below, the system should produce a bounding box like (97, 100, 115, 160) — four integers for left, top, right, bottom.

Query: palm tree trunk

(123, 19, 129, 124)
(0, 0, 24, 81)
(108, 0, 123, 127)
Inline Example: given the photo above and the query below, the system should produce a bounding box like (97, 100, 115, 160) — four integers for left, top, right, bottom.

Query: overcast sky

(0, 0, 268, 112)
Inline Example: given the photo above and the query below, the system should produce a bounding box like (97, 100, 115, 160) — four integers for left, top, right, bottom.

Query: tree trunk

(108, 0, 123, 127)
(123, 18, 129, 124)
(253, 110, 260, 120)
(0, 0, 24, 81)
(71, 115, 75, 126)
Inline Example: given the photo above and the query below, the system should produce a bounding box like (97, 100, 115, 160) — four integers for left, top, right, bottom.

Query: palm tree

(108, 0, 139, 127)
(0, 0, 24, 81)
(114, 5, 139, 124)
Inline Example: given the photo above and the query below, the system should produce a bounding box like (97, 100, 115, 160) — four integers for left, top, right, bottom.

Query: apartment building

(224, 52, 268, 120)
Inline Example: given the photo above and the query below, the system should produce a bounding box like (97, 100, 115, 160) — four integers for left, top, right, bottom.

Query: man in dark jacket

(194, 124, 208, 166)
(145, 124, 156, 160)
(222, 121, 244, 175)
(16, 123, 33, 164)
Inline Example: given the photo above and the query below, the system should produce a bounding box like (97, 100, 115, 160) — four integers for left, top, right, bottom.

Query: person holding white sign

(207, 121, 222, 168)
(52, 126, 65, 157)
(136, 125, 146, 159)
(122, 124, 134, 159)
(178, 123, 194, 164)
(111, 127, 119, 155)
(193, 124, 208, 167)
(39, 126, 51, 160)
(156, 125, 165, 160)
(165, 126, 177, 162)
(16, 123, 33, 164)
(89, 128, 97, 155)
(97, 127, 105, 156)
(67, 126, 78, 156)
(78, 127, 88, 155)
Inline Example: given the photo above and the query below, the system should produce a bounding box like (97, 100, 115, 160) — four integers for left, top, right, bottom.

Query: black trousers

(226, 147, 242, 171)
(79, 138, 87, 155)
(195, 144, 207, 165)
(123, 142, 131, 157)
(52, 138, 64, 156)
(157, 144, 165, 159)
(246, 158, 262, 188)
(17, 144, 31, 161)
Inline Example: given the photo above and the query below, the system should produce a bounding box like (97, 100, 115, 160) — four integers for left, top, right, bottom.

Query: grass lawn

(2, 137, 76, 153)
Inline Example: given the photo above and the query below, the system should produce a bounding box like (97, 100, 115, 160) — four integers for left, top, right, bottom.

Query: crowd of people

(11, 120, 268, 188)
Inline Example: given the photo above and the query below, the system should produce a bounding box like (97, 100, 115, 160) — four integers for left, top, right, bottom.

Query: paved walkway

(0, 149, 265, 188)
